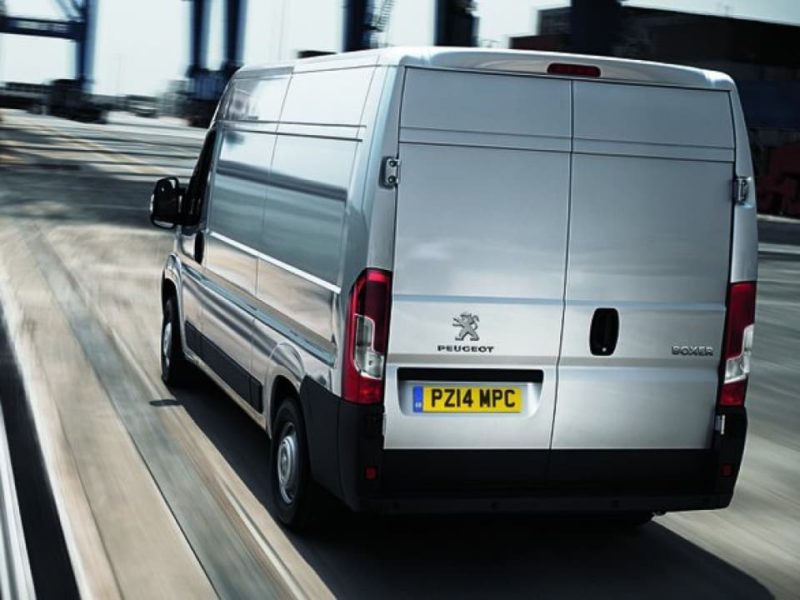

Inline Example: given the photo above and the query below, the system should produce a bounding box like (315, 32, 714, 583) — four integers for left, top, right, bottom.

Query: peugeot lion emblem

(453, 312, 480, 341)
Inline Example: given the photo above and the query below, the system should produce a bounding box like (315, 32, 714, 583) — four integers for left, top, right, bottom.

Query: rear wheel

(161, 296, 190, 386)
(270, 399, 323, 530)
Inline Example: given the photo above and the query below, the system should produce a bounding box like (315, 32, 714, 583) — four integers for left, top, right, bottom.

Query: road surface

(0, 109, 797, 599)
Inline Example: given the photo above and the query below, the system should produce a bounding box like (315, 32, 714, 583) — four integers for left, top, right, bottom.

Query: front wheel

(161, 296, 190, 385)
(270, 399, 323, 530)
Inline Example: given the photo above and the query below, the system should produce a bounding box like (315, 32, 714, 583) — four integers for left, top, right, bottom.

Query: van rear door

(552, 81, 735, 450)
(383, 69, 571, 451)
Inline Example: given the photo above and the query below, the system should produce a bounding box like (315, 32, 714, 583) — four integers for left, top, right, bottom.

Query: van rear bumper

(299, 378, 747, 515)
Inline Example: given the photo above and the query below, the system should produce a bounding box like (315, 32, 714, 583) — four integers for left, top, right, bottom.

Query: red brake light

(547, 63, 601, 78)
(719, 282, 756, 406)
(342, 269, 392, 404)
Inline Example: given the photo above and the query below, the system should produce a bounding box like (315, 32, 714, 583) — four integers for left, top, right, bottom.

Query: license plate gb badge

(413, 386, 424, 413)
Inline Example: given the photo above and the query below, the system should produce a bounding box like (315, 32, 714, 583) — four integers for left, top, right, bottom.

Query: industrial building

(511, 3, 800, 216)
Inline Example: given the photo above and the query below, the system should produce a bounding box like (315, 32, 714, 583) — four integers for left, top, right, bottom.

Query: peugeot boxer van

(150, 48, 758, 529)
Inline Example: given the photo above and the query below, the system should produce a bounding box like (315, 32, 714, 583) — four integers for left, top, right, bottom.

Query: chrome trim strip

(573, 138, 734, 163)
(400, 126, 571, 153)
(224, 122, 279, 134)
(208, 231, 342, 294)
(277, 122, 364, 141)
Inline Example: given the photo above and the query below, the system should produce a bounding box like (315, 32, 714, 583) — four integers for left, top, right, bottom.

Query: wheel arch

(161, 254, 183, 305)
(265, 342, 305, 434)
(269, 375, 301, 436)
(161, 254, 187, 357)
(161, 277, 178, 305)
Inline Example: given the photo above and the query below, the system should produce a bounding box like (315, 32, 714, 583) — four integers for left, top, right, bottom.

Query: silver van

(150, 48, 758, 529)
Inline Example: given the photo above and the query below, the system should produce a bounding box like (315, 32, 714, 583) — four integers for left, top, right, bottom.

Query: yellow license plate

(412, 386, 522, 413)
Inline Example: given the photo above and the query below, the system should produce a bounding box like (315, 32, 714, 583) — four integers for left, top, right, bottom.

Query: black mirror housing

(150, 177, 182, 229)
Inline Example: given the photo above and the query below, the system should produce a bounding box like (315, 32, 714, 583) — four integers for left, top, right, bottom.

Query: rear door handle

(590, 308, 619, 356)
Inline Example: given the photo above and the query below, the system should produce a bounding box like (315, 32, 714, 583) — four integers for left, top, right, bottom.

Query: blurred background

(2, 1, 800, 215)
(0, 3, 798, 599)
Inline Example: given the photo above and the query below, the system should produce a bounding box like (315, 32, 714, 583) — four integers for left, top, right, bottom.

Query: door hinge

(380, 156, 400, 188)
(733, 176, 751, 205)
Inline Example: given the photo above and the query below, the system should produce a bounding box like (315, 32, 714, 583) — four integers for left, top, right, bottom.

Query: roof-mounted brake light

(547, 63, 601, 78)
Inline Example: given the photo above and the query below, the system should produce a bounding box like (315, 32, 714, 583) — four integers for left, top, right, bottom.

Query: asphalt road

(0, 110, 797, 599)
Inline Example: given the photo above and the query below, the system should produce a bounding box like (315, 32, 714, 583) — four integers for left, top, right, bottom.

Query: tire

(270, 399, 322, 530)
(161, 296, 190, 386)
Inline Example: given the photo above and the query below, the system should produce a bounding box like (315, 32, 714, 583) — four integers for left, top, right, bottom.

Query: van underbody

(300, 378, 746, 515)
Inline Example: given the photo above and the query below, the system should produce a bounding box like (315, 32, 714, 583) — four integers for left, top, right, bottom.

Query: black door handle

(590, 308, 619, 356)
(195, 230, 205, 264)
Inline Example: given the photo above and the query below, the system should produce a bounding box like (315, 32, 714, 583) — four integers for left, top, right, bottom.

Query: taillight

(342, 269, 392, 404)
(719, 282, 756, 406)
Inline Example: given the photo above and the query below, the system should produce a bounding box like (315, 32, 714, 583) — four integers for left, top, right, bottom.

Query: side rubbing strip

(191, 325, 263, 412)
(185, 321, 203, 357)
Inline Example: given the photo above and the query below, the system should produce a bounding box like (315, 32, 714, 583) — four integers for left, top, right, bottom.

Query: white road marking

(759, 243, 800, 256)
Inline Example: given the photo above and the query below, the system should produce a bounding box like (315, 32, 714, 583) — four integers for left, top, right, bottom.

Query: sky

(1, 0, 799, 96)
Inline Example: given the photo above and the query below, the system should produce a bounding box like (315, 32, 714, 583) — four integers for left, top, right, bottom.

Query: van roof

(236, 46, 735, 91)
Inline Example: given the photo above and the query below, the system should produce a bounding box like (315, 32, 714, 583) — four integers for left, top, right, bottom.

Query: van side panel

(262, 135, 354, 283)
(350, 66, 398, 273)
(280, 68, 373, 126)
(202, 127, 275, 411)
(729, 89, 759, 284)
(221, 76, 290, 122)
(192, 72, 290, 417)
(552, 82, 735, 450)
(245, 67, 378, 431)
(251, 134, 353, 367)
(206, 128, 273, 292)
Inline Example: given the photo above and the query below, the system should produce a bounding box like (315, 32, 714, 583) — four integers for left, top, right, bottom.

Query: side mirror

(150, 177, 182, 229)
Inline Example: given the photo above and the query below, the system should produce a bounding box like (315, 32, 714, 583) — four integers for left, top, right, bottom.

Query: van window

(260, 135, 356, 282)
(280, 69, 373, 125)
(207, 129, 272, 248)
(222, 77, 290, 122)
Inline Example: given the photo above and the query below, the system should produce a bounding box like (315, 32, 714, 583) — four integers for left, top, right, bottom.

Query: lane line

(759, 243, 800, 256)
(221, 483, 308, 599)
(0, 228, 126, 600)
